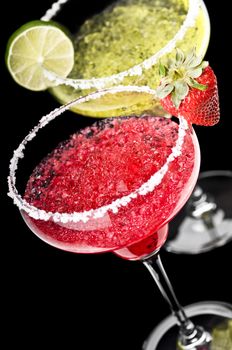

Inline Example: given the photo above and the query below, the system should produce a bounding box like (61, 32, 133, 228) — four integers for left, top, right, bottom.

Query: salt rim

(8, 85, 188, 224)
(40, 0, 202, 90)
(41, 0, 70, 22)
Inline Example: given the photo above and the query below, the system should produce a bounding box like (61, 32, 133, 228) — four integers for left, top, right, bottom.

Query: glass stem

(188, 186, 217, 231)
(143, 254, 211, 349)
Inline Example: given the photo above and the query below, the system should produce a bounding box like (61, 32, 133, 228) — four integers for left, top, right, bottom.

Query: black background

(2, 0, 232, 349)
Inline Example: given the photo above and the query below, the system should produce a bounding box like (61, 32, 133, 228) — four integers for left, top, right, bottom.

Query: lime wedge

(6, 20, 74, 91)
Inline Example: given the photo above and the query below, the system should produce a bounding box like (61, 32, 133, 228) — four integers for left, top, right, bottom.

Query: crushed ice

(8, 86, 188, 224)
(42, 0, 200, 89)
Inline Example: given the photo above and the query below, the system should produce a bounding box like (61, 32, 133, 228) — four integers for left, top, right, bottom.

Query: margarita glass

(6, 0, 231, 252)
(165, 170, 232, 254)
(6, 0, 210, 117)
(8, 88, 232, 349)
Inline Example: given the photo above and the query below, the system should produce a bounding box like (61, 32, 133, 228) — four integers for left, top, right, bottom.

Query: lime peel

(6, 20, 74, 91)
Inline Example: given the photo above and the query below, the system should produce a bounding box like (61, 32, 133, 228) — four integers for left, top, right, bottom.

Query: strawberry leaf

(171, 90, 182, 108)
(176, 48, 185, 64)
(174, 81, 189, 100)
(156, 84, 174, 99)
(190, 79, 208, 91)
(188, 67, 203, 78)
(188, 55, 203, 68)
(159, 63, 167, 77)
(157, 49, 210, 105)
(184, 48, 196, 66)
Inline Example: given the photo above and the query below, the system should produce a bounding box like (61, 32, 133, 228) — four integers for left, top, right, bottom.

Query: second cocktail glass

(6, 0, 210, 117)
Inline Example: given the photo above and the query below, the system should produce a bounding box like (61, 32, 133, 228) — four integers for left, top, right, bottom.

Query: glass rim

(8, 85, 189, 224)
(42, 0, 209, 90)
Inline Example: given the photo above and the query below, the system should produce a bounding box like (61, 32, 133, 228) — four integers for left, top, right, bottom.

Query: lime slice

(6, 20, 74, 91)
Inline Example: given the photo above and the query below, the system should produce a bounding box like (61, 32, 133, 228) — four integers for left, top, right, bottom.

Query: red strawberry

(156, 49, 220, 126)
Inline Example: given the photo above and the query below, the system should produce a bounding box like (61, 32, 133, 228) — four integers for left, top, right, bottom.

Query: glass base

(165, 170, 232, 254)
(143, 301, 232, 350)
